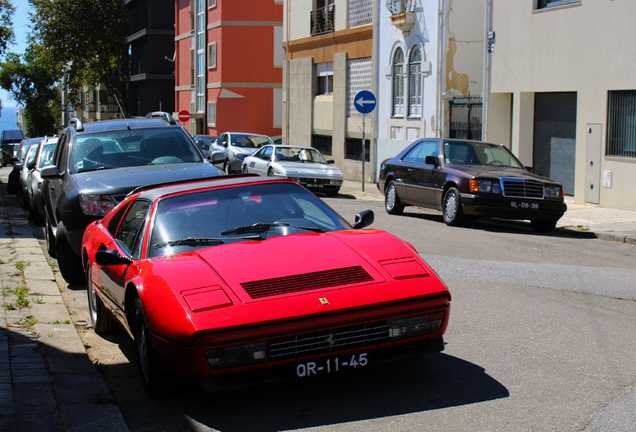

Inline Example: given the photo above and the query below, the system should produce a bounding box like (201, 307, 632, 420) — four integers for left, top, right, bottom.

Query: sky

(1, 1, 30, 107)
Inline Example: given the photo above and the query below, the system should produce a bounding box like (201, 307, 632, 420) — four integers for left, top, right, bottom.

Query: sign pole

(353, 90, 376, 193)
(362, 114, 366, 192)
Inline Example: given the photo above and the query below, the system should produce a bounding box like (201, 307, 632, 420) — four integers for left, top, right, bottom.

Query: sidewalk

(0, 179, 128, 431)
(340, 180, 636, 244)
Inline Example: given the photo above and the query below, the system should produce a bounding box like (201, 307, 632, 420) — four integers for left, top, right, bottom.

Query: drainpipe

(285, 0, 290, 142)
(437, 0, 448, 138)
(372, 0, 379, 182)
(482, 0, 493, 141)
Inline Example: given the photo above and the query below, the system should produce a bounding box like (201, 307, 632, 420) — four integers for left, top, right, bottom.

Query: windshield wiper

(153, 237, 224, 248)
(220, 223, 324, 236)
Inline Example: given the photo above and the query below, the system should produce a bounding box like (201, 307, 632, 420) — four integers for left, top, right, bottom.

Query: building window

(348, 0, 372, 27)
(207, 102, 216, 127)
(345, 137, 370, 162)
(607, 90, 636, 158)
(408, 46, 422, 117)
(195, 0, 205, 112)
(392, 48, 405, 116)
(316, 62, 333, 95)
(208, 0, 216, 8)
(207, 43, 216, 69)
(536, 0, 579, 10)
(312, 134, 332, 155)
(347, 57, 372, 116)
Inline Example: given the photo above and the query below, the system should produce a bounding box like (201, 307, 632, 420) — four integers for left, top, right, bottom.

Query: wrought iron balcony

(310, 4, 335, 36)
(386, 0, 415, 15)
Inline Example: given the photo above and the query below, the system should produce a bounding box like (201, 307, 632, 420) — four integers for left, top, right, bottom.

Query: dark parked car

(1, 129, 25, 166)
(7, 137, 42, 194)
(42, 112, 224, 284)
(193, 135, 217, 157)
(26, 136, 58, 225)
(378, 138, 567, 232)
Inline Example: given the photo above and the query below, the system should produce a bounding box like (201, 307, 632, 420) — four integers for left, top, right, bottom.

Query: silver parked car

(241, 145, 343, 196)
(26, 136, 58, 225)
(210, 132, 273, 173)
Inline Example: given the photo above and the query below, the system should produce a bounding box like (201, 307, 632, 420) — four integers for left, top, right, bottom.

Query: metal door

(585, 124, 602, 204)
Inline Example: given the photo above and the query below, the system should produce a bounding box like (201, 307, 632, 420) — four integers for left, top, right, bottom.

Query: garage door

(532, 92, 577, 196)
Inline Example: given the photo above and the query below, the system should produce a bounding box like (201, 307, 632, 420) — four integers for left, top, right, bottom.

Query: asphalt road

(53, 196, 636, 432)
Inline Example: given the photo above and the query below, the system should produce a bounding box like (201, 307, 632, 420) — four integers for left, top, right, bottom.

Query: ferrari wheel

(87, 265, 117, 334)
(268, 168, 275, 177)
(45, 216, 56, 258)
(385, 181, 404, 215)
(133, 297, 165, 397)
(442, 187, 465, 226)
(55, 222, 85, 284)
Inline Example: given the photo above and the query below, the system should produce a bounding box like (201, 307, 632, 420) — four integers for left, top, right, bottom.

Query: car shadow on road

(170, 353, 509, 432)
(399, 209, 596, 240)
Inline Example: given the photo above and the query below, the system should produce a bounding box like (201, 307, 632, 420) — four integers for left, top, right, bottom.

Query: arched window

(409, 46, 423, 117)
(392, 48, 405, 116)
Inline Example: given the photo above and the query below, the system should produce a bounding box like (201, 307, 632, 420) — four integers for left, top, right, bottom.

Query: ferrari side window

(116, 200, 150, 258)
(107, 201, 134, 237)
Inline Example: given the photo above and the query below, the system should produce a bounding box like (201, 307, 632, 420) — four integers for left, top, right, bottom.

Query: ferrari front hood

(197, 229, 416, 303)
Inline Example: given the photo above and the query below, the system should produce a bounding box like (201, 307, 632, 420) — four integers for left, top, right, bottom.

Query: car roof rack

(145, 111, 176, 125)
(69, 117, 84, 132)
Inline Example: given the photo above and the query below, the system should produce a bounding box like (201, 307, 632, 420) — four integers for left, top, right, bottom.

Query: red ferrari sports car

(82, 175, 451, 395)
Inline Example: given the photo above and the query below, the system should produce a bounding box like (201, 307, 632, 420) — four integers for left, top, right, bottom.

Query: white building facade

(488, 0, 636, 210)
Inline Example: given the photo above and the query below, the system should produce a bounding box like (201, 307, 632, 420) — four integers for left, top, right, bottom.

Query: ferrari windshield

(149, 182, 349, 257)
(443, 141, 524, 168)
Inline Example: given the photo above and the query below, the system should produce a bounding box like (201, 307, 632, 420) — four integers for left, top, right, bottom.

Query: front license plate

(306, 183, 324, 189)
(510, 201, 540, 210)
(295, 353, 369, 378)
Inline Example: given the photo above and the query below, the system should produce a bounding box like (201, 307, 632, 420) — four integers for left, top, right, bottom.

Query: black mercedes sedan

(378, 139, 567, 232)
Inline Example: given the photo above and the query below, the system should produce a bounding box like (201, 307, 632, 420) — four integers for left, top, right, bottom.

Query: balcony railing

(310, 4, 335, 36)
(385, 0, 415, 15)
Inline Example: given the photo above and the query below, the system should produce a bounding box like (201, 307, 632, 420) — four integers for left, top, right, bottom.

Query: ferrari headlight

(205, 342, 267, 369)
(388, 312, 444, 340)
(79, 194, 116, 216)
(544, 184, 563, 198)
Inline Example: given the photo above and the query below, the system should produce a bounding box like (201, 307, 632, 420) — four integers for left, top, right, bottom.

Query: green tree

(0, 49, 60, 136)
(29, 0, 128, 112)
(0, 0, 15, 56)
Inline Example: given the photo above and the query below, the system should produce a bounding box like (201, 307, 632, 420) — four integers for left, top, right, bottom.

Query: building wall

(490, 0, 636, 210)
(174, 0, 282, 137)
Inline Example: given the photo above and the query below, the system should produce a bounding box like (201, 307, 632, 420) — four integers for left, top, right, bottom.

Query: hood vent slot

(242, 266, 373, 299)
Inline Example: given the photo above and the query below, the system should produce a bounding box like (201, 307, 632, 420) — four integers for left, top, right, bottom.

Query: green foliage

(0, 48, 60, 136)
(29, 0, 129, 112)
(0, 0, 15, 56)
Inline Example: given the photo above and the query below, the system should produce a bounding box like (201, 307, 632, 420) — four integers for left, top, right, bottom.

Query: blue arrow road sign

(354, 90, 376, 114)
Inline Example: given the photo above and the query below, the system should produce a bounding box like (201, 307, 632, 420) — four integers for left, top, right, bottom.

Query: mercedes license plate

(510, 201, 539, 210)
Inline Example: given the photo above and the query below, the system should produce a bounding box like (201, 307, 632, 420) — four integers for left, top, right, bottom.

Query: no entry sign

(178, 110, 190, 122)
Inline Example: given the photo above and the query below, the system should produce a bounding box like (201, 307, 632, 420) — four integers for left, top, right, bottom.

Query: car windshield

(273, 147, 327, 163)
(443, 141, 524, 168)
(37, 144, 57, 169)
(230, 134, 272, 149)
(71, 128, 203, 173)
(149, 182, 349, 257)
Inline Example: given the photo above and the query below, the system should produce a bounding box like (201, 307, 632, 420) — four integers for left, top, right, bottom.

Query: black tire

(30, 199, 44, 226)
(45, 216, 56, 258)
(86, 265, 118, 334)
(442, 187, 465, 226)
(385, 181, 404, 215)
(133, 297, 166, 397)
(267, 168, 275, 177)
(531, 219, 557, 233)
(55, 222, 85, 284)
(223, 160, 231, 174)
(242, 166, 248, 173)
